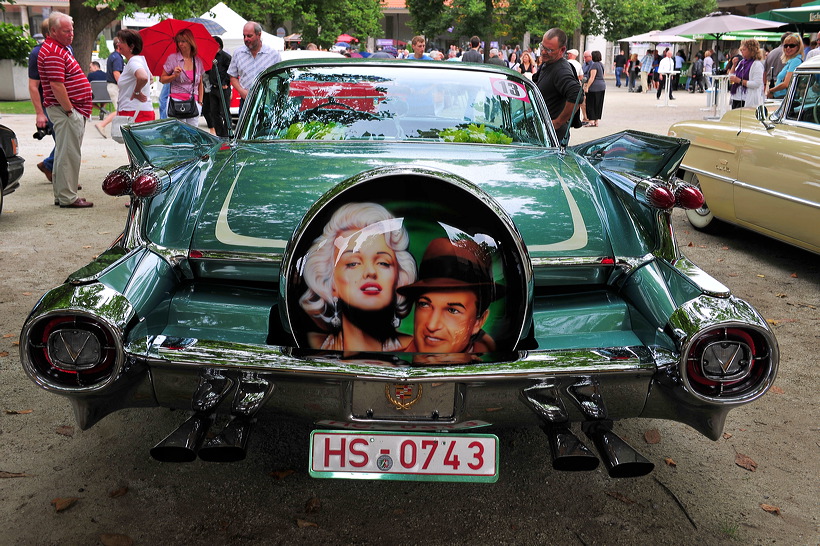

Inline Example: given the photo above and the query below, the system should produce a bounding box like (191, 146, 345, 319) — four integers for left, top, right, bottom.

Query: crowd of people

(27, 14, 816, 211)
(623, 31, 814, 107)
(28, 17, 280, 209)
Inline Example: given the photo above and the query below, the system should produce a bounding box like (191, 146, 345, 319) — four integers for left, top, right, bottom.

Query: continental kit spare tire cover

(279, 170, 532, 355)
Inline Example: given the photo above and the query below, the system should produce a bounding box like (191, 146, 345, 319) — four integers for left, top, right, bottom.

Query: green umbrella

(750, 5, 820, 32)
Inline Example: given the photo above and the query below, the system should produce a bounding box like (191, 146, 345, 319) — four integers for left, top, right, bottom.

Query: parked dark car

(20, 60, 778, 483)
(0, 123, 24, 215)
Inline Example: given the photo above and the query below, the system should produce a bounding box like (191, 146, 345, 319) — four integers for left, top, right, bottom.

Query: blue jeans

(615, 67, 623, 87)
(159, 83, 170, 119)
(42, 109, 55, 170)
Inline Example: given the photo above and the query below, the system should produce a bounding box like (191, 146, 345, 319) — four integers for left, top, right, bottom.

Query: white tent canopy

(618, 30, 695, 43)
(199, 3, 285, 54)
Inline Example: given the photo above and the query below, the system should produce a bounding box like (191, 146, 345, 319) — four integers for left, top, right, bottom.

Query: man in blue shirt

(639, 50, 654, 93)
(408, 36, 433, 60)
(94, 38, 123, 137)
(27, 19, 56, 182)
(674, 50, 685, 91)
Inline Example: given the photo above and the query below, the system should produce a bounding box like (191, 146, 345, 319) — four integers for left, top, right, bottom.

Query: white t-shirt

(117, 55, 154, 113)
(568, 59, 583, 78)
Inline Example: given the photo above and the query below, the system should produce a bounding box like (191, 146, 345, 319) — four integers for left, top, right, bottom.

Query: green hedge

(0, 23, 37, 66)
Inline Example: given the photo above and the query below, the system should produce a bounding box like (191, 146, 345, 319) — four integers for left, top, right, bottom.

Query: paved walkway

(568, 83, 723, 144)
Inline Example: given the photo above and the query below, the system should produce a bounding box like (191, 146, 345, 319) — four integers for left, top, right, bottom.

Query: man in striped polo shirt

(38, 12, 93, 208)
(228, 22, 281, 114)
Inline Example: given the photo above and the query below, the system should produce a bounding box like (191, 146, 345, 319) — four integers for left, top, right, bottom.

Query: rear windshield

(238, 64, 550, 146)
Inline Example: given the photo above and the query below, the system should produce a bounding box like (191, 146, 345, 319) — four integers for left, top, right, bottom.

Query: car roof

(797, 55, 820, 71)
(279, 50, 345, 61)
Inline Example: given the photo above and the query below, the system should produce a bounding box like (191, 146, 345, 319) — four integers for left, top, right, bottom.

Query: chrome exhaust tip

(544, 426, 599, 471)
(197, 373, 273, 463)
(150, 369, 235, 463)
(584, 422, 654, 478)
(150, 412, 212, 462)
(197, 417, 253, 462)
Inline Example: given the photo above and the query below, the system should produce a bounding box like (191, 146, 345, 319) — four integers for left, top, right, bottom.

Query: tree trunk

(69, 0, 119, 74)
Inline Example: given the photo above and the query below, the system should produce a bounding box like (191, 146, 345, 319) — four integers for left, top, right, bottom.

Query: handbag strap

(189, 60, 197, 99)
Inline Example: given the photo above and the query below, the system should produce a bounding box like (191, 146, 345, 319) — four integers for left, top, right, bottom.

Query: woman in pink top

(160, 29, 204, 127)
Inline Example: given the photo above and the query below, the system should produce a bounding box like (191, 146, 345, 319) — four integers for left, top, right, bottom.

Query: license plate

(309, 430, 499, 482)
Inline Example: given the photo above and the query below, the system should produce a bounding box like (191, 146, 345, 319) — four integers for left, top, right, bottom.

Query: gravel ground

(1, 86, 818, 545)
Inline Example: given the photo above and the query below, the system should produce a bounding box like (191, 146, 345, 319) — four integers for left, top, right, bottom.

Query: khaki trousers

(46, 106, 86, 206)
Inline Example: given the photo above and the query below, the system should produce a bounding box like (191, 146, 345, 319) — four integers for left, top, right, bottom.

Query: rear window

(239, 64, 550, 146)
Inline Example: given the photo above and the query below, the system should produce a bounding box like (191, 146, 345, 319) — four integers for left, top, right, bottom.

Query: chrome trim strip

(193, 254, 614, 268)
(734, 180, 820, 210)
(680, 164, 820, 211)
(678, 164, 735, 186)
(144, 340, 657, 381)
(189, 251, 283, 263)
(529, 256, 612, 267)
(612, 253, 655, 277)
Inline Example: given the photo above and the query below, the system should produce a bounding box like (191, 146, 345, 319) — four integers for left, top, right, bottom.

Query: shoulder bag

(168, 62, 199, 119)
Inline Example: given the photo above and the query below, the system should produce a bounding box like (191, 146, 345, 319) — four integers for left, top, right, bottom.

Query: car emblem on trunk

(385, 383, 423, 410)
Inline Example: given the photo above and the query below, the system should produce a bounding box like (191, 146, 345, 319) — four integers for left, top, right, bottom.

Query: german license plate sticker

(309, 430, 499, 482)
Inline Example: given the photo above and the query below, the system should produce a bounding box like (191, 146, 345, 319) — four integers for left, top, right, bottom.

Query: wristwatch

(64, 108, 73, 116)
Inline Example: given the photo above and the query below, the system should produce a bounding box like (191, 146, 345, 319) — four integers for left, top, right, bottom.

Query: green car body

(20, 60, 778, 479)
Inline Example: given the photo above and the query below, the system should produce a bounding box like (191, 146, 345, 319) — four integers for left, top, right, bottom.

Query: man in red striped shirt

(37, 12, 93, 208)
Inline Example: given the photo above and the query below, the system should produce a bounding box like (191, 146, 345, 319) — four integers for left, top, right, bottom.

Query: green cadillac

(20, 59, 778, 482)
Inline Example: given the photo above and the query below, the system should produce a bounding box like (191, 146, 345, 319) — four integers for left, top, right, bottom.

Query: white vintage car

(669, 55, 820, 254)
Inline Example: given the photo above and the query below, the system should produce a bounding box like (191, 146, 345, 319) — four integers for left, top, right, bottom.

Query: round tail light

(675, 184, 705, 210)
(131, 168, 171, 199)
(682, 326, 776, 403)
(102, 168, 133, 196)
(25, 315, 120, 388)
(646, 184, 676, 209)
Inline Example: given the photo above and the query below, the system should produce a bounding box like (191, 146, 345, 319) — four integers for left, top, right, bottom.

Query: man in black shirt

(207, 36, 233, 137)
(535, 28, 581, 142)
(613, 51, 626, 87)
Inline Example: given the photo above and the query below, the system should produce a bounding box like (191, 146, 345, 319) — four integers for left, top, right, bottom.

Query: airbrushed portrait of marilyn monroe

(298, 202, 418, 352)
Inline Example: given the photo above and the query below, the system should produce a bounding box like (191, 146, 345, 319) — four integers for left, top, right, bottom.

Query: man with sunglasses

(534, 28, 581, 142)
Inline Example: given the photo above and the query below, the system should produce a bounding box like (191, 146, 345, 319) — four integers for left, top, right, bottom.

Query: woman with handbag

(160, 28, 204, 127)
(112, 29, 155, 136)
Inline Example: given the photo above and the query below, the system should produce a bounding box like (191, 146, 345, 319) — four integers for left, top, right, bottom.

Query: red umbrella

(336, 34, 358, 43)
(140, 19, 219, 77)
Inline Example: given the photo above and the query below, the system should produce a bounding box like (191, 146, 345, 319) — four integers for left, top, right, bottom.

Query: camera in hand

(33, 125, 53, 140)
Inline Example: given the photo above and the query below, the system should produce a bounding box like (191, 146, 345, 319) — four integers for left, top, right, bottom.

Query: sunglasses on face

(783, 43, 799, 49)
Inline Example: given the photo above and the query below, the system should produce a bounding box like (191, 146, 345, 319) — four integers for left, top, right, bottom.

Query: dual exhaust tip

(150, 370, 273, 463)
(546, 423, 655, 478)
(150, 414, 253, 463)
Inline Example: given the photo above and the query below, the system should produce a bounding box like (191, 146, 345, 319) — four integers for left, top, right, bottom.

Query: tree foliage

(0, 22, 37, 65)
(405, 0, 582, 48)
(503, 0, 581, 44)
(407, 0, 451, 41)
(238, 0, 383, 47)
(582, 0, 717, 43)
(60, 0, 382, 74)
